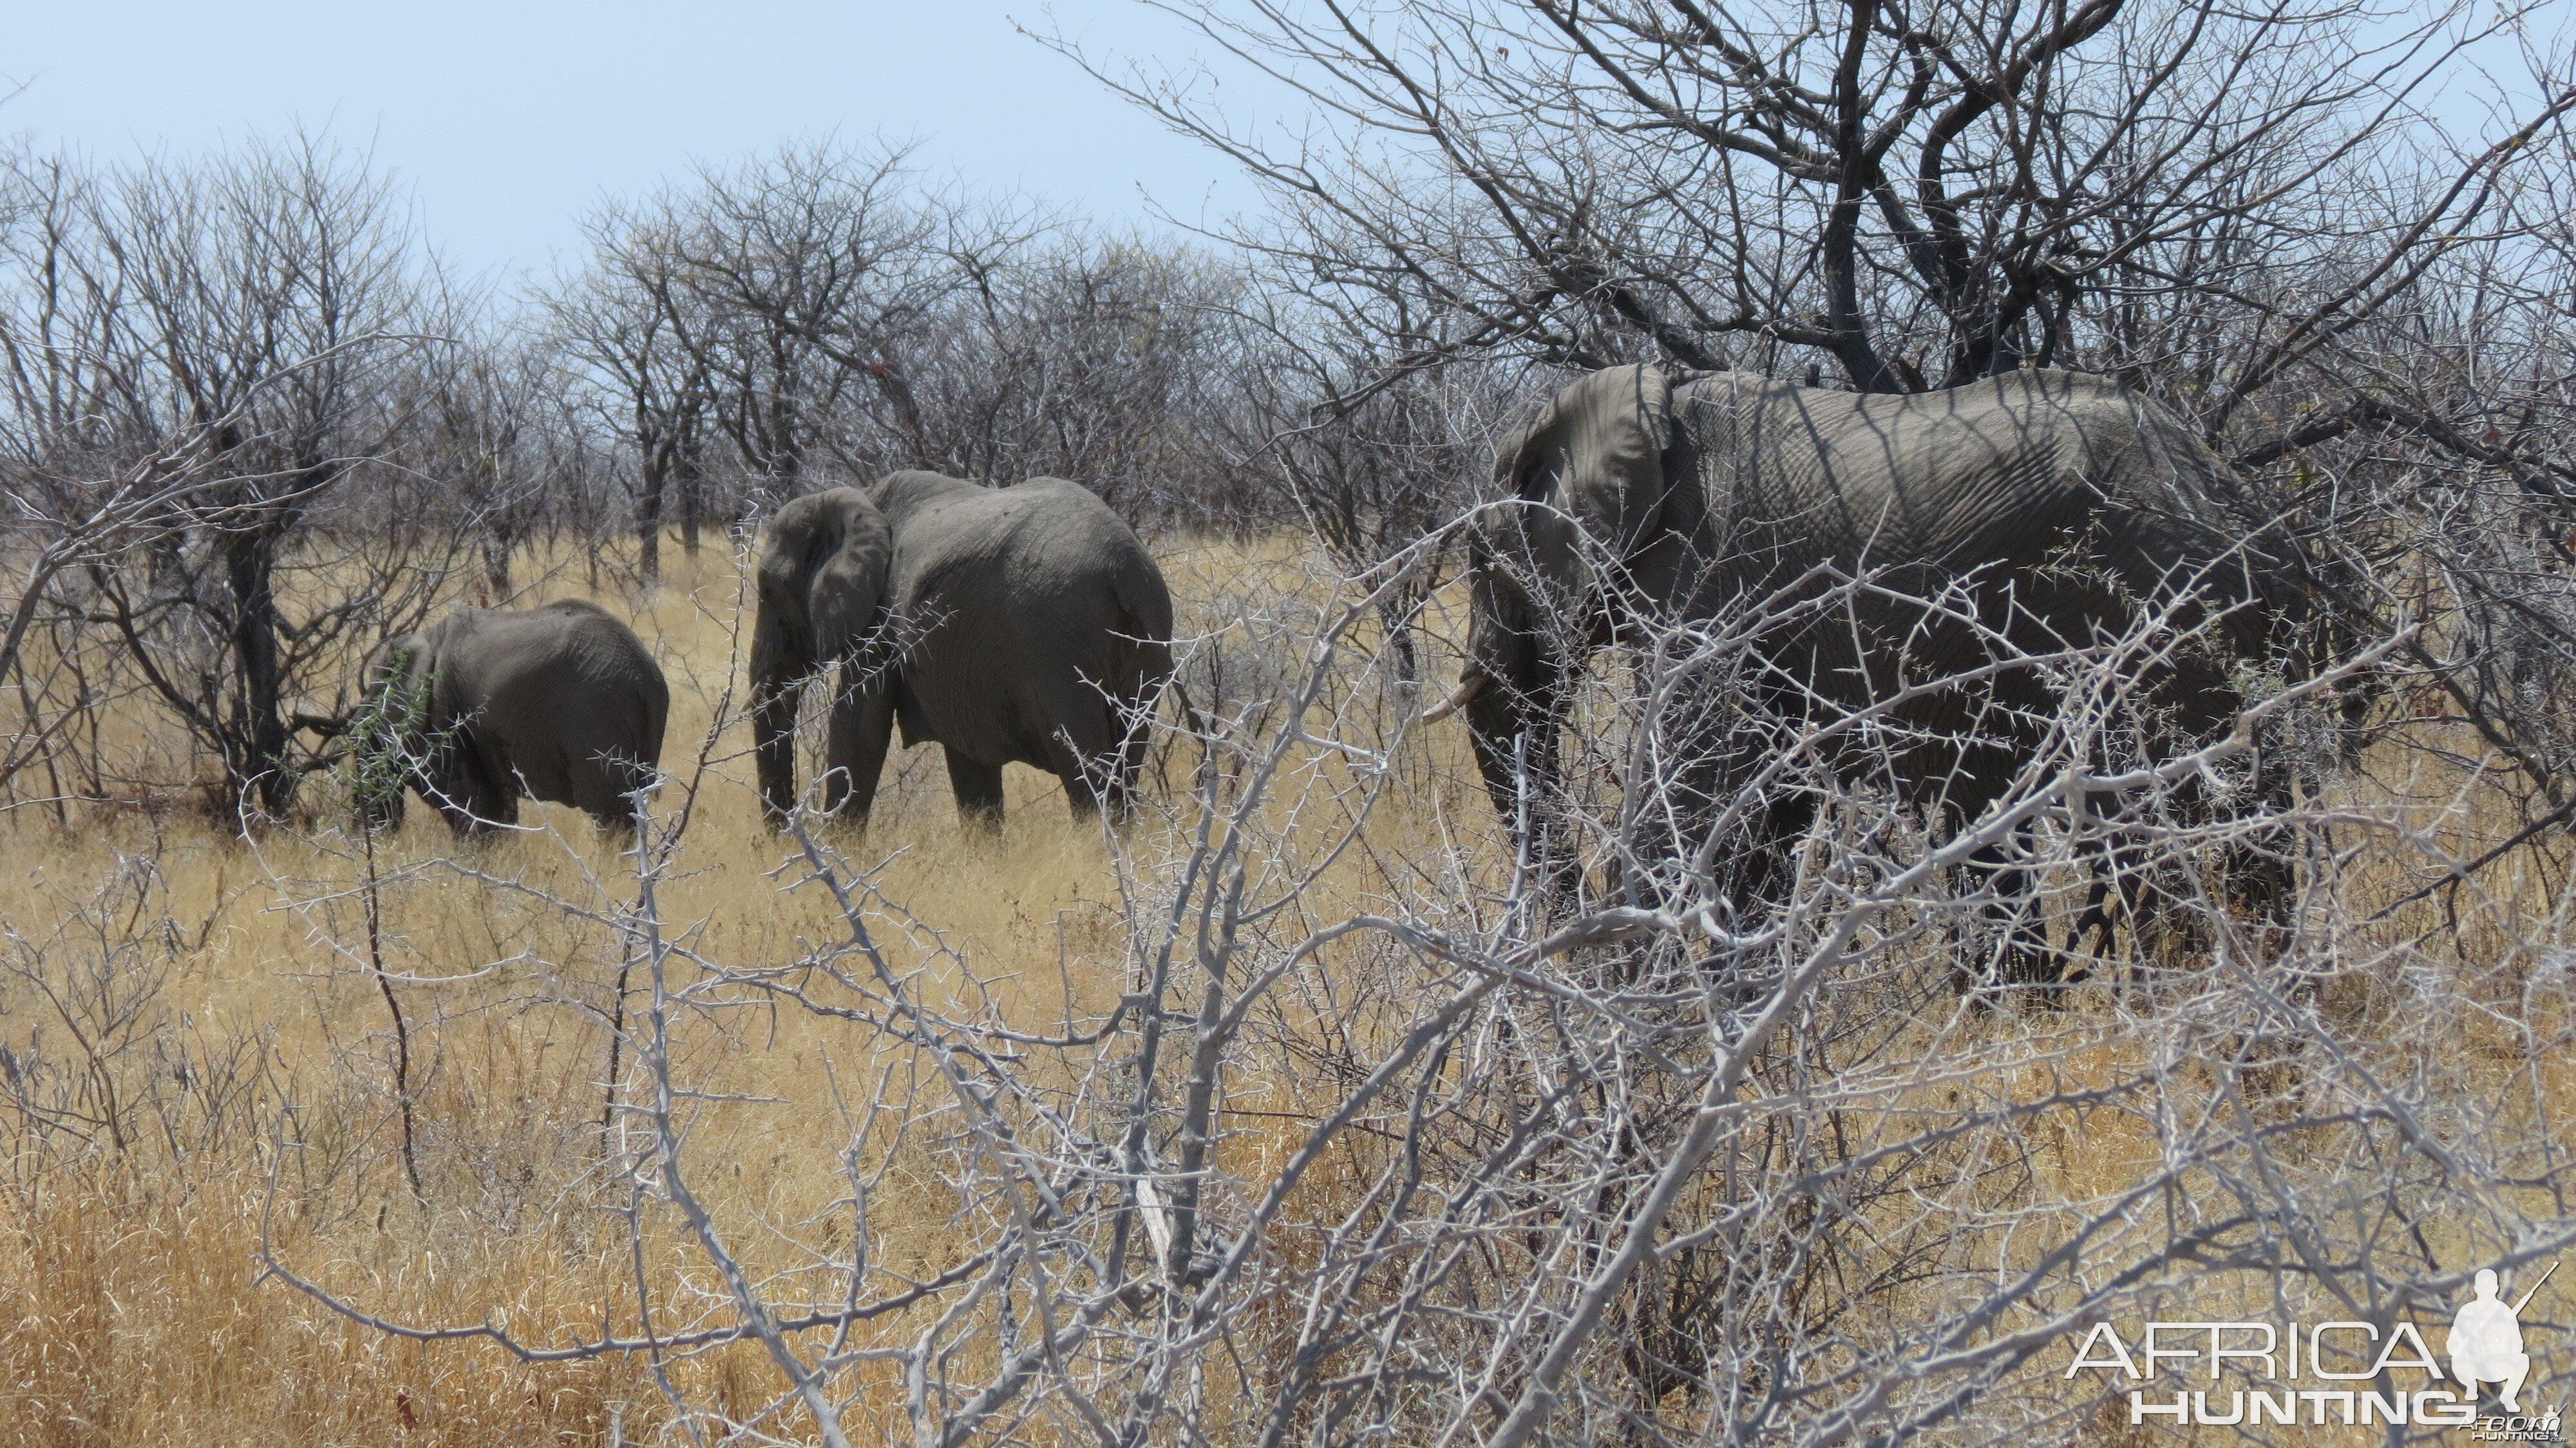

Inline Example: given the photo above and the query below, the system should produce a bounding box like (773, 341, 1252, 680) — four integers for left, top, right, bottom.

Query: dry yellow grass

(2, 531, 2570, 1445)
(0, 538, 1227, 1445)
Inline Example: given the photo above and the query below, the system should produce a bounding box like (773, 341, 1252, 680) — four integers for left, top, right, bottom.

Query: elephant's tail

(1105, 558, 1177, 700)
(1166, 678, 1206, 735)
(1095, 562, 1179, 812)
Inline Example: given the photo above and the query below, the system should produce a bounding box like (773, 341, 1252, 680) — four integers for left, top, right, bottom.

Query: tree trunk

(223, 519, 296, 820)
(481, 463, 514, 597)
(482, 529, 513, 600)
(637, 454, 667, 584)
(678, 453, 703, 557)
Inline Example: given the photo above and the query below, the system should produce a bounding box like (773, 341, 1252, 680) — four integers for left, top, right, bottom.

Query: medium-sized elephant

(752, 471, 1175, 831)
(357, 598, 670, 835)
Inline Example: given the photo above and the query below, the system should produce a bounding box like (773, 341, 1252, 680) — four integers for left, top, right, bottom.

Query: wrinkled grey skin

(359, 599, 669, 835)
(752, 472, 1175, 830)
(1455, 365, 2282, 954)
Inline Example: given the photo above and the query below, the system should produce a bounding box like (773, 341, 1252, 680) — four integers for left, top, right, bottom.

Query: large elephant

(752, 471, 1175, 830)
(1430, 365, 2286, 962)
(358, 598, 669, 835)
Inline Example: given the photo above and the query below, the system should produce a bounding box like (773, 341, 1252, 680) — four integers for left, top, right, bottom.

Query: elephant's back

(1681, 373, 2260, 753)
(1010, 479, 1170, 633)
(898, 479, 1160, 613)
(1679, 370, 2223, 578)
(450, 602, 667, 747)
(404, 601, 665, 810)
(893, 479, 1171, 767)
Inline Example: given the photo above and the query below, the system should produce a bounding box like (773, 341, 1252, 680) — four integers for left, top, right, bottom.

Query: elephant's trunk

(748, 605, 811, 827)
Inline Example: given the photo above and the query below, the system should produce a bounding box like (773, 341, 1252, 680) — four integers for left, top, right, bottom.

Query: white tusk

(1420, 672, 1488, 725)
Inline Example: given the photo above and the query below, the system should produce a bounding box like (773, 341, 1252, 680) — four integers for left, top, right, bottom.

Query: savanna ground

(1, 532, 2572, 1446)
(0, 533, 1490, 1443)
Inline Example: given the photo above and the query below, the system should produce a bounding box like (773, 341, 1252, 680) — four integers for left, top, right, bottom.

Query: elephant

(357, 598, 670, 836)
(1426, 364, 2291, 978)
(752, 471, 1175, 831)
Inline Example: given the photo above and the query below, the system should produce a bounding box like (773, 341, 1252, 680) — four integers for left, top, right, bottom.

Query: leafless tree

(547, 196, 717, 583)
(0, 137, 489, 821)
(1218, 294, 1526, 681)
(395, 316, 566, 601)
(875, 232, 1247, 521)
(1074, 0, 2567, 392)
(662, 138, 954, 499)
(553, 140, 1260, 540)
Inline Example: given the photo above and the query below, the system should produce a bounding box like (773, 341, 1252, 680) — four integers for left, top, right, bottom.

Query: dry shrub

(1, 537, 2573, 1445)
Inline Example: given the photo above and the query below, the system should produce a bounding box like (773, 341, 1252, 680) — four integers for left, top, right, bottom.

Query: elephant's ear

(1468, 496, 1587, 622)
(1493, 364, 1675, 559)
(809, 495, 893, 658)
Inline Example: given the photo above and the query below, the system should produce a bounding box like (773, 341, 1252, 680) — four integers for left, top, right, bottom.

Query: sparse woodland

(4, 1, 2576, 1442)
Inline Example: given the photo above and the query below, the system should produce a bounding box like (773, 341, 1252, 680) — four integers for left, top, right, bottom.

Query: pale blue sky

(3, 2, 1254, 285)
(7, 2, 2552, 296)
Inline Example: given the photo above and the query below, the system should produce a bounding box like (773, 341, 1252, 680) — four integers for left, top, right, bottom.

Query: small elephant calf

(357, 598, 670, 836)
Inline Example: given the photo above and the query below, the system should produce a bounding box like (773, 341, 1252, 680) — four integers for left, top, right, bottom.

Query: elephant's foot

(1062, 770, 1133, 825)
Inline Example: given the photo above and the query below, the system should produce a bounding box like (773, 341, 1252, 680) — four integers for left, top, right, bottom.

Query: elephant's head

(1428, 364, 1677, 815)
(751, 488, 895, 823)
(352, 631, 428, 832)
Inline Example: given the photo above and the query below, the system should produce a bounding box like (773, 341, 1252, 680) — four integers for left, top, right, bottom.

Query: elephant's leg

(944, 748, 1006, 833)
(419, 743, 489, 837)
(2103, 782, 2291, 972)
(820, 668, 895, 828)
(2068, 847, 2119, 964)
(1719, 788, 1817, 919)
(1061, 768, 1105, 821)
(1512, 715, 1578, 915)
(469, 763, 522, 834)
(1045, 727, 1112, 822)
(439, 774, 516, 837)
(1957, 823, 2061, 996)
(2062, 789, 2129, 974)
(568, 753, 652, 839)
(453, 734, 526, 834)
(2212, 830, 2296, 957)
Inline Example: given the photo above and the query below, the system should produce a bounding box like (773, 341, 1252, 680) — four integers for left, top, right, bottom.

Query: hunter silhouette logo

(2063, 1259, 2561, 1434)
(2451, 1263, 2549, 1415)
